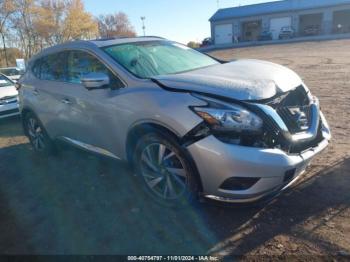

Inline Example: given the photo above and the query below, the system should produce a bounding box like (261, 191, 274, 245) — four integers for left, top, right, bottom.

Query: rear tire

(133, 131, 200, 207)
(23, 112, 56, 155)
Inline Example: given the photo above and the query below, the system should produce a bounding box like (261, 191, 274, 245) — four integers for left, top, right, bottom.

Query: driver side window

(67, 50, 124, 89)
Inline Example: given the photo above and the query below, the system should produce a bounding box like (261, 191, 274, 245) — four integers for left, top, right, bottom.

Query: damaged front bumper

(186, 93, 331, 203)
(187, 133, 329, 203)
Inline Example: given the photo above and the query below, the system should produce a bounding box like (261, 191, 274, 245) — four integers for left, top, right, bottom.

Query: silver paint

(19, 38, 330, 203)
(154, 59, 303, 100)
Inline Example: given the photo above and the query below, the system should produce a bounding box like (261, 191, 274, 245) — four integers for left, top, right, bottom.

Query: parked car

(303, 25, 321, 36)
(201, 37, 212, 47)
(258, 31, 273, 41)
(0, 74, 20, 119)
(279, 26, 295, 40)
(0, 67, 24, 82)
(333, 24, 350, 34)
(18, 37, 331, 206)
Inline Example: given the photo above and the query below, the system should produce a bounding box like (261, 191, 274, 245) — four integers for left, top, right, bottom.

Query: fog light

(220, 177, 260, 191)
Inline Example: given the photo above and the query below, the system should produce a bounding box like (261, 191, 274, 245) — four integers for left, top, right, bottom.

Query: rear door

(28, 51, 72, 138)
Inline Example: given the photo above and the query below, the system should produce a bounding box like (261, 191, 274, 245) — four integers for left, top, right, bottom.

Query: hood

(153, 59, 303, 101)
(0, 85, 18, 99)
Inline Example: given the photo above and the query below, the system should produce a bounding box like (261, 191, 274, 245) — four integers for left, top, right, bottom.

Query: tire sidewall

(24, 112, 55, 155)
(133, 132, 199, 208)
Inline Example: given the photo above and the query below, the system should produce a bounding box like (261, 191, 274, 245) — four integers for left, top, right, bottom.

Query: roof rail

(139, 36, 166, 39)
(91, 36, 166, 41)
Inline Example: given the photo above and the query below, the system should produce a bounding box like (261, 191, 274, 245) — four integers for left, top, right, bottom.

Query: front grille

(259, 85, 324, 154)
(277, 105, 311, 134)
(267, 85, 312, 134)
(0, 96, 18, 105)
(267, 85, 309, 108)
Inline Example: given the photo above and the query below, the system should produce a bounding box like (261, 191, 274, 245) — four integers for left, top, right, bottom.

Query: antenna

(140, 16, 146, 36)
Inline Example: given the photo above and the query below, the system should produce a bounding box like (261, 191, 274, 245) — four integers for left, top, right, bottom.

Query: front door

(59, 50, 125, 155)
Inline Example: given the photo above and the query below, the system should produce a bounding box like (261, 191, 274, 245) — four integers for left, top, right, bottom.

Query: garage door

(215, 24, 233, 45)
(270, 17, 292, 40)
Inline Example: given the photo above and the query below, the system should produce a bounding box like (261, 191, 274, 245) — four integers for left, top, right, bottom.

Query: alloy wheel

(27, 117, 46, 151)
(140, 143, 188, 200)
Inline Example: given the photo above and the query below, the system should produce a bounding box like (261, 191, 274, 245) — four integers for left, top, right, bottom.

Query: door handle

(33, 89, 39, 95)
(61, 99, 72, 105)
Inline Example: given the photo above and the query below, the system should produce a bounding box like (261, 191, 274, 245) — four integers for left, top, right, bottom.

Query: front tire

(23, 112, 56, 155)
(133, 132, 200, 207)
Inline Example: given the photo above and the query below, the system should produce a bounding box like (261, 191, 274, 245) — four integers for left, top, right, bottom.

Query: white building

(210, 0, 350, 45)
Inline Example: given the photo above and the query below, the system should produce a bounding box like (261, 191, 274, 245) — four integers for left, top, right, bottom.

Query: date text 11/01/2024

(127, 256, 219, 261)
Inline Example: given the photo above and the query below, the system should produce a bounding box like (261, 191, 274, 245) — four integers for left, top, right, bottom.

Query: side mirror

(81, 72, 110, 90)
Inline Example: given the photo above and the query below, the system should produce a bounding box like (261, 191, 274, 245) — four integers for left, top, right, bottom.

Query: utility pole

(141, 16, 146, 36)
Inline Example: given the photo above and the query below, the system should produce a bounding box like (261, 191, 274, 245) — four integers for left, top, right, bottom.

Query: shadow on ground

(0, 119, 349, 255)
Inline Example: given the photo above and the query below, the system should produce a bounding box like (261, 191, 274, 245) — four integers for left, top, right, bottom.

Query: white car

(0, 74, 20, 119)
(0, 67, 23, 82)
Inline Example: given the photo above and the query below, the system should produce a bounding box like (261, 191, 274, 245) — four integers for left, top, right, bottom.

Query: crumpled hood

(0, 85, 18, 99)
(153, 59, 303, 100)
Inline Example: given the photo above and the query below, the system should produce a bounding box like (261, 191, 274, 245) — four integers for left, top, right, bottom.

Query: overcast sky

(84, 0, 280, 44)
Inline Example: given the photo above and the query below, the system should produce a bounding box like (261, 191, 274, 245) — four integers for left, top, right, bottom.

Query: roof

(210, 0, 350, 22)
(29, 36, 166, 63)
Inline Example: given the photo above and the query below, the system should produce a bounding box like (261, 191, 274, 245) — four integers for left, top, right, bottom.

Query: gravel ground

(0, 39, 349, 258)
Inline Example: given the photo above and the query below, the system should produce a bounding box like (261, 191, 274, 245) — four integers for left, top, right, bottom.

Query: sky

(84, 0, 280, 44)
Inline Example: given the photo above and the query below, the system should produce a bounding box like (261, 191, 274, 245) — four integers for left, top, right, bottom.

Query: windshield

(102, 41, 218, 78)
(0, 74, 13, 87)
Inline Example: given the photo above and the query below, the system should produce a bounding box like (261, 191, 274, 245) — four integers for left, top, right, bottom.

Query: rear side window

(32, 52, 68, 81)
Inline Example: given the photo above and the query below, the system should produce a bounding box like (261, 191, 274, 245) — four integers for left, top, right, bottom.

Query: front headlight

(192, 96, 263, 134)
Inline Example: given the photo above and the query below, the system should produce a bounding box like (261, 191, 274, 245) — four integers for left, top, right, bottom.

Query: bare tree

(11, 0, 41, 59)
(0, 0, 135, 63)
(97, 12, 136, 38)
(0, 0, 16, 66)
(34, 0, 67, 47)
(11, 0, 98, 59)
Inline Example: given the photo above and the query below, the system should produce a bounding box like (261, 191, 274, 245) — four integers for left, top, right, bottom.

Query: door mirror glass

(81, 72, 110, 90)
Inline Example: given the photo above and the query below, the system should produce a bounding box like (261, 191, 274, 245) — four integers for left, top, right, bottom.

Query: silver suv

(18, 37, 331, 205)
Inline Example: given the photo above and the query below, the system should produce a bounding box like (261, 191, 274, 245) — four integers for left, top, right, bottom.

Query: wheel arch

(126, 122, 180, 163)
(125, 122, 204, 192)
(21, 107, 52, 140)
